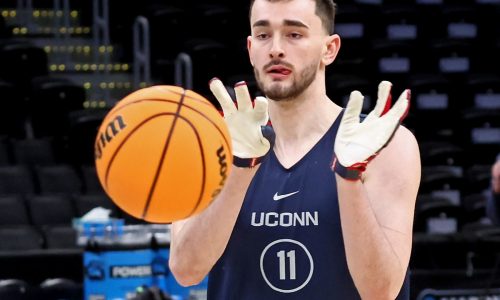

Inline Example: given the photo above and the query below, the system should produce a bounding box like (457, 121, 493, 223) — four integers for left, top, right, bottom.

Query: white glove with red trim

(209, 78, 274, 168)
(332, 81, 411, 180)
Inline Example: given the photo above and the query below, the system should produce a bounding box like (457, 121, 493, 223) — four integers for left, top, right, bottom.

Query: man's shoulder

(396, 125, 417, 144)
(383, 125, 419, 161)
(364, 125, 420, 179)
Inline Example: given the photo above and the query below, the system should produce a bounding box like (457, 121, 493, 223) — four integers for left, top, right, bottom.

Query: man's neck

(268, 87, 340, 143)
(267, 85, 342, 168)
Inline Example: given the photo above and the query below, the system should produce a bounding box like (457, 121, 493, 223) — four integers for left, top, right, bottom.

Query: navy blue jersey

(208, 112, 409, 299)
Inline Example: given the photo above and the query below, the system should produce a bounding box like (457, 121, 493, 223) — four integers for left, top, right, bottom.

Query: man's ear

(322, 34, 341, 66)
(247, 36, 254, 67)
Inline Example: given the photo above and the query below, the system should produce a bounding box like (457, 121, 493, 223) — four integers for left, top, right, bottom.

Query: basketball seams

(101, 111, 209, 222)
(104, 113, 178, 189)
(176, 116, 207, 218)
(141, 92, 187, 219)
(102, 111, 231, 218)
(107, 98, 231, 152)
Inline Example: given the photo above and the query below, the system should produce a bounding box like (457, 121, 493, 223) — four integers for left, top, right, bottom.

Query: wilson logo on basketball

(212, 145, 228, 198)
(94, 115, 127, 159)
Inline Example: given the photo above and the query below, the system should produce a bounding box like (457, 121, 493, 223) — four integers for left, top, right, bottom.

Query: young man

(169, 0, 421, 299)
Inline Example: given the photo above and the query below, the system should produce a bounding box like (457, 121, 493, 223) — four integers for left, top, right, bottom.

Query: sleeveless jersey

(208, 111, 410, 299)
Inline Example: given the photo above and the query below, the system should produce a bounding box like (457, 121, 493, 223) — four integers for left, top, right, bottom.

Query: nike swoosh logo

(273, 191, 299, 201)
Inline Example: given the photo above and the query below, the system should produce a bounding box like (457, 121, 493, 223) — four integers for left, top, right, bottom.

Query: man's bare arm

(169, 166, 258, 286)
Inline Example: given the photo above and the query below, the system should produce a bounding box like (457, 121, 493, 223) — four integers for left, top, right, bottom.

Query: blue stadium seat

(427, 39, 477, 76)
(335, 4, 369, 40)
(333, 4, 370, 75)
(420, 165, 464, 202)
(365, 39, 418, 87)
(441, 5, 482, 41)
(414, 195, 464, 234)
(406, 74, 461, 142)
(460, 109, 500, 165)
(464, 74, 500, 110)
(377, 4, 421, 41)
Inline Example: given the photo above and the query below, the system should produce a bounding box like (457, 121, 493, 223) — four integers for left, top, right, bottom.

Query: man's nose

(269, 36, 285, 59)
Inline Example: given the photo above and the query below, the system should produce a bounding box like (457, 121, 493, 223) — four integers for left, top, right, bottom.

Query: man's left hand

(332, 81, 411, 180)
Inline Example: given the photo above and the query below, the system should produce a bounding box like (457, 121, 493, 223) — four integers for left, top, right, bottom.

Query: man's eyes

(288, 32, 303, 39)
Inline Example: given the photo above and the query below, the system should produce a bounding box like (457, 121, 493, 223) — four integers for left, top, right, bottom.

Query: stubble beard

(254, 61, 318, 101)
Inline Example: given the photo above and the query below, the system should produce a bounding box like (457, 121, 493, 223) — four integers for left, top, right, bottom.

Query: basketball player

(487, 156, 500, 224)
(169, 0, 421, 299)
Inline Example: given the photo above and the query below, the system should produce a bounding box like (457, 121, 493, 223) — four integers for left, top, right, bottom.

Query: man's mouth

(266, 66, 292, 75)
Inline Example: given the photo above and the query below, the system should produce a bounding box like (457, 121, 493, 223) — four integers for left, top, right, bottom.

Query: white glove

(209, 78, 273, 168)
(332, 81, 410, 180)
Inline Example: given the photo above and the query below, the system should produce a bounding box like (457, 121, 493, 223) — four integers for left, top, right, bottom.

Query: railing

(92, 0, 111, 103)
(175, 52, 193, 90)
(133, 16, 151, 89)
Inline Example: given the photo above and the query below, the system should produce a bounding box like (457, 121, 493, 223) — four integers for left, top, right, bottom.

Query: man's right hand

(209, 78, 273, 168)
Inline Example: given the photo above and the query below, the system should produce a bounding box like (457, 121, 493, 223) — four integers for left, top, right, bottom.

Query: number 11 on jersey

(277, 250, 296, 280)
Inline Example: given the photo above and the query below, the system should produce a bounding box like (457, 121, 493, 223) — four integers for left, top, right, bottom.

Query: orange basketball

(94, 85, 232, 223)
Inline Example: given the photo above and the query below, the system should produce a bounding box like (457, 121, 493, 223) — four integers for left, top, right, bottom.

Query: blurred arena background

(0, 0, 499, 299)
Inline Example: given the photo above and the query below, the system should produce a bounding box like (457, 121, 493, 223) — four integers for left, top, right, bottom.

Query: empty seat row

(0, 164, 103, 195)
(0, 194, 116, 227)
(336, 3, 500, 41)
(420, 164, 495, 195)
(413, 192, 496, 234)
(327, 73, 500, 110)
(333, 39, 500, 88)
(0, 75, 93, 139)
(0, 137, 61, 166)
(0, 134, 107, 167)
(0, 108, 108, 164)
(0, 225, 77, 251)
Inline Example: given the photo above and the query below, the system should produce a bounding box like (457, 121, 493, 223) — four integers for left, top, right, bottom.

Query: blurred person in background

(486, 155, 500, 225)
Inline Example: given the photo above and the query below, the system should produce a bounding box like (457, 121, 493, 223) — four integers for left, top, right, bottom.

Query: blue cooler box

(77, 220, 207, 300)
(84, 248, 208, 300)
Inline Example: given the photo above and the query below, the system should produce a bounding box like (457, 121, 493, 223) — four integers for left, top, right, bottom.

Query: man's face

(248, 0, 328, 101)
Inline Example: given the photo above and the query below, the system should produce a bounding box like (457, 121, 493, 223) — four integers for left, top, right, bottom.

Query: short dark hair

(249, 0, 337, 35)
